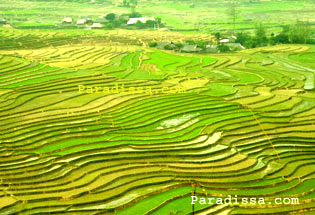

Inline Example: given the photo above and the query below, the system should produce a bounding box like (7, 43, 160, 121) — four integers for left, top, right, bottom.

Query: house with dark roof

(90, 23, 103, 29)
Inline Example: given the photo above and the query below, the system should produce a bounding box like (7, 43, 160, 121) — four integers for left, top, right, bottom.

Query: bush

(135, 20, 145, 29)
(306, 38, 315, 44)
(255, 23, 268, 46)
(146, 20, 156, 28)
(273, 33, 289, 44)
(214, 32, 221, 42)
(129, 12, 142, 18)
(235, 32, 252, 46)
(175, 43, 184, 49)
(185, 40, 195, 45)
(289, 23, 310, 44)
(164, 45, 173, 50)
(105, 13, 116, 21)
(218, 44, 230, 52)
(197, 40, 207, 49)
(105, 23, 114, 30)
(149, 42, 157, 47)
(112, 19, 122, 27)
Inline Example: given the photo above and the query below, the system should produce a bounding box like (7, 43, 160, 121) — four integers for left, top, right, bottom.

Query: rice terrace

(0, 0, 315, 214)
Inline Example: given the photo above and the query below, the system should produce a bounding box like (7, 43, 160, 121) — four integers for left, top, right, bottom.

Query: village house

(181, 44, 202, 53)
(86, 17, 93, 24)
(205, 44, 219, 53)
(62, 17, 73, 24)
(219, 38, 229, 43)
(76, 19, 87, 25)
(219, 35, 237, 43)
(90, 23, 103, 29)
(0, 18, 7, 25)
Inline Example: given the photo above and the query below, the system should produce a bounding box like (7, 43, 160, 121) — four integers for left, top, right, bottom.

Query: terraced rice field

(0, 29, 314, 214)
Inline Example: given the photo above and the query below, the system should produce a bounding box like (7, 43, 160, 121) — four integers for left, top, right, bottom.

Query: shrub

(105, 13, 116, 21)
(273, 33, 289, 44)
(235, 32, 252, 46)
(105, 23, 114, 30)
(255, 23, 268, 46)
(135, 20, 145, 29)
(175, 43, 184, 49)
(218, 44, 230, 52)
(129, 12, 142, 18)
(185, 40, 195, 45)
(164, 44, 173, 50)
(149, 42, 157, 47)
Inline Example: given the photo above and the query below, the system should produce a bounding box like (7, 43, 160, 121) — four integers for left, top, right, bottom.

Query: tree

(112, 19, 122, 27)
(218, 44, 230, 52)
(130, 0, 138, 14)
(155, 17, 162, 29)
(255, 23, 267, 46)
(105, 13, 116, 21)
(130, 0, 138, 7)
(197, 40, 207, 49)
(185, 40, 195, 45)
(146, 20, 156, 28)
(235, 32, 251, 46)
(289, 21, 311, 44)
(214, 32, 221, 43)
(135, 20, 145, 29)
(156, 17, 162, 25)
(149, 42, 157, 47)
(129, 11, 142, 18)
(164, 44, 173, 50)
(175, 42, 184, 49)
(123, 0, 129, 7)
(105, 23, 114, 30)
(282, 25, 290, 33)
(273, 33, 289, 44)
(244, 40, 257, 49)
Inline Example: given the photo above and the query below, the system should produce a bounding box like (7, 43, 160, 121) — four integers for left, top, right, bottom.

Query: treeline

(235, 21, 315, 48)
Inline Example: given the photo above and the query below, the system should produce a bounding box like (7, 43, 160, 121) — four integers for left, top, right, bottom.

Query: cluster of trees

(234, 22, 314, 49)
(103, 13, 126, 29)
(133, 18, 163, 29)
(103, 12, 163, 30)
